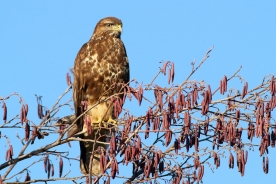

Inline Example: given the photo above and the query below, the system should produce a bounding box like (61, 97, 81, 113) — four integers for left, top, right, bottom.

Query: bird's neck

(91, 32, 121, 40)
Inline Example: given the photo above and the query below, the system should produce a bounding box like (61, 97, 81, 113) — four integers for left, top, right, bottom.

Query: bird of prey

(72, 17, 129, 175)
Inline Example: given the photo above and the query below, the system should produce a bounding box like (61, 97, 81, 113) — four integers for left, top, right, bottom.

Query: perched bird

(72, 17, 129, 175)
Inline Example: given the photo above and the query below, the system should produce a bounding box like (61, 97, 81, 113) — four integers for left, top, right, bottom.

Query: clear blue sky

(1, 1, 276, 183)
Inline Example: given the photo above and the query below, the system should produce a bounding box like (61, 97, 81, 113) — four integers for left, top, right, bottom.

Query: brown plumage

(73, 17, 129, 175)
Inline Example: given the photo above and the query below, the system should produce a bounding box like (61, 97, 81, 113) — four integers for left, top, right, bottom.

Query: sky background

(1, 1, 276, 184)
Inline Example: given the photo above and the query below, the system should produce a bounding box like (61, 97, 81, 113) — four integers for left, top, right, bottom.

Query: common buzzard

(73, 17, 129, 175)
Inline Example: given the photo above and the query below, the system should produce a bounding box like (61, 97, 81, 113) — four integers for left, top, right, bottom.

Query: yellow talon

(91, 118, 117, 128)
(107, 118, 117, 126)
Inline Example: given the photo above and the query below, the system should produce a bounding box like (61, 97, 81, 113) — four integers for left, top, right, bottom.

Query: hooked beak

(115, 24, 122, 33)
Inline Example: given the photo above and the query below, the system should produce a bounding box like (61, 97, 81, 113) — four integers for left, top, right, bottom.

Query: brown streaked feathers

(73, 17, 129, 175)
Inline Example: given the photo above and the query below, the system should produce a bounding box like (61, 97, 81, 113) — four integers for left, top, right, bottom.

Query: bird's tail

(79, 131, 106, 175)
(57, 115, 108, 175)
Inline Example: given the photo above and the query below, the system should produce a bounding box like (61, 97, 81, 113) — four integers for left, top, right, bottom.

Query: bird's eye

(106, 23, 112, 27)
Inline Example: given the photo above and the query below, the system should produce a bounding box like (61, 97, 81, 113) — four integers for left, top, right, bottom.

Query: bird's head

(93, 17, 123, 38)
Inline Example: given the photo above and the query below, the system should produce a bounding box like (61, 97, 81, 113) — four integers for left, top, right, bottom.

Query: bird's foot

(91, 118, 117, 128)
(108, 118, 117, 125)
(100, 118, 117, 128)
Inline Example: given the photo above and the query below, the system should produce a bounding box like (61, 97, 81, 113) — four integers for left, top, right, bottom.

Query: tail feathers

(79, 141, 101, 175)
(56, 115, 110, 175)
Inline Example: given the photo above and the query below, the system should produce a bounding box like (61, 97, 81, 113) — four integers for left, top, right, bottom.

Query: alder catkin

(24, 172, 30, 181)
(262, 156, 266, 173)
(59, 157, 63, 177)
(171, 62, 175, 83)
(208, 85, 212, 103)
(266, 156, 269, 174)
(44, 155, 48, 173)
(162, 61, 169, 75)
(20, 104, 25, 124)
(100, 152, 105, 174)
(224, 75, 227, 93)
(236, 109, 240, 123)
(195, 136, 198, 152)
(138, 85, 143, 106)
(37, 104, 43, 119)
(270, 75, 274, 95)
(5, 149, 10, 161)
(220, 80, 223, 94)
(186, 136, 190, 152)
(174, 139, 179, 154)
(47, 163, 51, 179)
(165, 130, 172, 146)
(9, 145, 13, 157)
(25, 121, 30, 141)
(66, 73, 71, 86)
(25, 104, 28, 117)
(168, 68, 171, 84)
(2, 102, 7, 122)
(159, 161, 164, 174)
